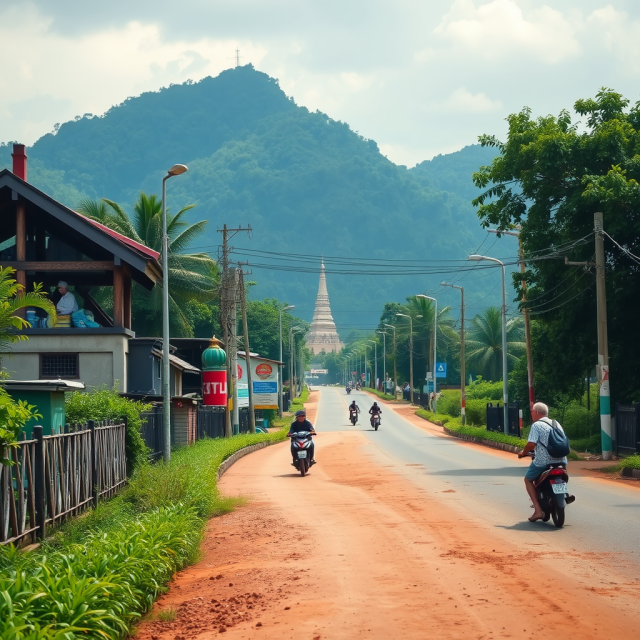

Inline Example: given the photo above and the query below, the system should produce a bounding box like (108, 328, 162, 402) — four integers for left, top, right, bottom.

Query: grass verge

(362, 388, 396, 401)
(0, 430, 288, 639)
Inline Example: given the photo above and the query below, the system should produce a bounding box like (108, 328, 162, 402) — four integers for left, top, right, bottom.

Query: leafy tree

(473, 88, 640, 400)
(78, 193, 218, 337)
(466, 307, 525, 382)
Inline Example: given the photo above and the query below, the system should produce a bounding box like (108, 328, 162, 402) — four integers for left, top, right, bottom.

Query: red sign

(255, 363, 273, 379)
(203, 370, 227, 406)
(237, 364, 243, 379)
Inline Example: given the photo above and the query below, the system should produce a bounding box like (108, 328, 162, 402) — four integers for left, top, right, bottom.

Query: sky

(1, 0, 640, 167)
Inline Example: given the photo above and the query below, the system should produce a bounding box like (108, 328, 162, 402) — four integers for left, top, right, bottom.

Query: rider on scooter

(518, 402, 574, 522)
(368, 402, 382, 427)
(287, 409, 317, 465)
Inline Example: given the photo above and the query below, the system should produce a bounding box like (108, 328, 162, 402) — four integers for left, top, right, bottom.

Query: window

(40, 353, 79, 379)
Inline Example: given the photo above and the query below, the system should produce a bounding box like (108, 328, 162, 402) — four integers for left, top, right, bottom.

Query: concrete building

(306, 260, 343, 355)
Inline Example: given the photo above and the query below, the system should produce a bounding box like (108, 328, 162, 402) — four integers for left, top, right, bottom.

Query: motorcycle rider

(348, 400, 360, 421)
(287, 409, 316, 466)
(518, 402, 574, 522)
(368, 401, 382, 428)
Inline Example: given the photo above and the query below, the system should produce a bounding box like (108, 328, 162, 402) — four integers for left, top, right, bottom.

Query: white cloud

(443, 88, 502, 113)
(434, 0, 582, 64)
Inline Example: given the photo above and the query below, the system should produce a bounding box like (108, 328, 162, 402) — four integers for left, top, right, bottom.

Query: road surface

(137, 387, 640, 640)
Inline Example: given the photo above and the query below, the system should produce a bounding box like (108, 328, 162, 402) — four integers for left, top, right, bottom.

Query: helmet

(295, 410, 306, 417)
(373, 402, 378, 406)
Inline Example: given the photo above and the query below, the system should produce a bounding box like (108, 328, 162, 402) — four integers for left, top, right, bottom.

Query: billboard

(237, 355, 280, 410)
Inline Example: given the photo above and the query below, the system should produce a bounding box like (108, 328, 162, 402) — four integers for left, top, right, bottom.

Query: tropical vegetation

(77, 193, 218, 337)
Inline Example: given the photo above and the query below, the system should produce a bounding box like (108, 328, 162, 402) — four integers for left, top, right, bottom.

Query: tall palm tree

(78, 193, 218, 336)
(466, 307, 525, 381)
(0, 267, 56, 360)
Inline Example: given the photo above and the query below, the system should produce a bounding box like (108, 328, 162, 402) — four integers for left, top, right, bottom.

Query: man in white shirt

(55, 281, 78, 315)
(518, 402, 570, 522)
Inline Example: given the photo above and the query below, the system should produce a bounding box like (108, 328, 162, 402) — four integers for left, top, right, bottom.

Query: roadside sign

(436, 363, 447, 378)
(423, 382, 434, 393)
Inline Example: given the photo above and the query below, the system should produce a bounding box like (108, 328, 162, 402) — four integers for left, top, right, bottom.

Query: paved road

(319, 386, 640, 580)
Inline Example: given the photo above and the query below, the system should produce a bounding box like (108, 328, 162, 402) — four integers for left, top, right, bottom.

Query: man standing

(518, 402, 573, 522)
(55, 281, 78, 315)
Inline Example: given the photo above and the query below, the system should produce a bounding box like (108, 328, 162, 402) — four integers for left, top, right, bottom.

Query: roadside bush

(364, 388, 395, 401)
(620, 454, 640, 470)
(436, 390, 461, 417)
(465, 398, 492, 426)
(65, 387, 151, 471)
(0, 388, 41, 465)
(466, 377, 503, 401)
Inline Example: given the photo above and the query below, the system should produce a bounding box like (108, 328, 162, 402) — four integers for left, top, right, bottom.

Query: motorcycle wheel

(299, 459, 307, 477)
(374, 423, 379, 431)
(550, 500, 565, 528)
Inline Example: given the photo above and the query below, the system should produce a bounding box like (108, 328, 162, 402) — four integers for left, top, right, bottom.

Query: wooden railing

(0, 419, 127, 546)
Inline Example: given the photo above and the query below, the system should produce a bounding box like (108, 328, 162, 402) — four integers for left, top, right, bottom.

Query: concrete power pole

(595, 211, 613, 460)
(229, 267, 240, 435)
(239, 269, 256, 433)
(218, 224, 252, 437)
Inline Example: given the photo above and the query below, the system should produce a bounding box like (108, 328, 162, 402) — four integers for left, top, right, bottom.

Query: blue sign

(253, 381, 277, 393)
(423, 382, 434, 393)
(435, 363, 447, 378)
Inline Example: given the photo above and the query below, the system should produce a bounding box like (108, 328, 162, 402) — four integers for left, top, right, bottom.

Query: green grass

(415, 408, 527, 448)
(362, 388, 396, 401)
(156, 608, 177, 622)
(289, 385, 310, 412)
(0, 430, 288, 639)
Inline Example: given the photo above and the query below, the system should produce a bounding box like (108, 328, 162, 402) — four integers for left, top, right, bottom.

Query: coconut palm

(78, 193, 218, 336)
(466, 307, 525, 381)
(0, 267, 56, 359)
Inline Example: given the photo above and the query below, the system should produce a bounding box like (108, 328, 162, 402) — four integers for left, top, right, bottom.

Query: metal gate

(486, 402, 521, 437)
(196, 406, 225, 439)
(615, 402, 640, 456)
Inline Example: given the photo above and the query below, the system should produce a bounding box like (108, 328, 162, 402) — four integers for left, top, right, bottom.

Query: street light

(417, 295, 438, 414)
(468, 254, 509, 434)
(441, 282, 465, 424)
(384, 323, 397, 398)
(367, 340, 377, 389)
(396, 313, 422, 404)
(278, 304, 295, 416)
(162, 163, 188, 463)
(376, 331, 387, 392)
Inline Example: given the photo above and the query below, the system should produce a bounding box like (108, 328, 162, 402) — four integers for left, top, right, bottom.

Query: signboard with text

(237, 355, 280, 409)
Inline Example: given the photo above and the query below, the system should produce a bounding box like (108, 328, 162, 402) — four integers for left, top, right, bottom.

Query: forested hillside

(0, 66, 512, 332)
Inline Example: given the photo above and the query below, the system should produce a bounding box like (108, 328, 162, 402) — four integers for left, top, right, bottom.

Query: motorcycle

(289, 431, 314, 477)
(371, 414, 381, 431)
(532, 455, 570, 528)
(350, 409, 358, 425)
(346, 386, 351, 395)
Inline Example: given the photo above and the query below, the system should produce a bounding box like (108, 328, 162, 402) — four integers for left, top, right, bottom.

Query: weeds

(156, 608, 177, 622)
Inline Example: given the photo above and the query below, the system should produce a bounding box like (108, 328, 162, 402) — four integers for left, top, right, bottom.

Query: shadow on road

(495, 522, 567, 532)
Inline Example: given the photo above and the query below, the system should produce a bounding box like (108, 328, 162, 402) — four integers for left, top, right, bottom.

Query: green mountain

(1, 66, 510, 334)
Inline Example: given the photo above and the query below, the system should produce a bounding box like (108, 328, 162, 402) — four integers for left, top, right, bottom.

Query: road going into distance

(137, 387, 640, 640)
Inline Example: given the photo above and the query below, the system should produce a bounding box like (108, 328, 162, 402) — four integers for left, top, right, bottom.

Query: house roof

(151, 348, 201, 374)
(2, 379, 85, 392)
(0, 169, 162, 289)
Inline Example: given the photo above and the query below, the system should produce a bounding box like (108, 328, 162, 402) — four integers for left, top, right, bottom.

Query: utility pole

(218, 224, 252, 437)
(595, 211, 613, 460)
(442, 283, 465, 424)
(384, 324, 397, 399)
(239, 269, 255, 433)
(229, 267, 239, 435)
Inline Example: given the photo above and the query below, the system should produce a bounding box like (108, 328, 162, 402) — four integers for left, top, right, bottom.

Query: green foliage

(619, 454, 640, 470)
(0, 267, 56, 357)
(473, 88, 640, 401)
(0, 388, 41, 465)
(435, 389, 461, 417)
(465, 377, 504, 400)
(77, 193, 218, 338)
(0, 431, 289, 639)
(289, 385, 310, 413)
(65, 388, 150, 471)
(364, 388, 395, 401)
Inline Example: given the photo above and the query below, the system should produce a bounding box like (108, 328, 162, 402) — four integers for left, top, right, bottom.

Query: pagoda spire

(306, 260, 343, 355)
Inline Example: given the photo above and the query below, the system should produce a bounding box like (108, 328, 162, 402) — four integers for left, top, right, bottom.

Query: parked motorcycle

(350, 409, 358, 425)
(290, 431, 314, 476)
(532, 457, 570, 528)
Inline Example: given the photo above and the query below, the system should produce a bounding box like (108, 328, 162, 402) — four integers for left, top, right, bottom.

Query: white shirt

(528, 417, 568, 467)
(56, 291, 79, 315)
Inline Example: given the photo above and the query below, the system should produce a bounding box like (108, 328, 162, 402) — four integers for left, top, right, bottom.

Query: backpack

(541, 419, 571, 458)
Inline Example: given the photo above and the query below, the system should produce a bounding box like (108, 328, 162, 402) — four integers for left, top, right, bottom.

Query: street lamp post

(417, 295, 438, 414)
(290, 326, 304, 398)
(376, 331, 387, 391)
(278, 304, 295, 417)
(396, 313, 415, 404)
(367, 340, 377, 389)
(384, 323, 397, 398)
(441, 282, 465, 424)
(468, 254, 509, 434)
(162, 163, 188, 463)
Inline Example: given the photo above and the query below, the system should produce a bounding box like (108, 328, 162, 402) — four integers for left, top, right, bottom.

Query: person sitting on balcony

(55, 281, 78, 315)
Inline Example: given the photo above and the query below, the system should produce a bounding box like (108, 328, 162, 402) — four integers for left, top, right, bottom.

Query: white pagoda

(306, 260, 343, 355)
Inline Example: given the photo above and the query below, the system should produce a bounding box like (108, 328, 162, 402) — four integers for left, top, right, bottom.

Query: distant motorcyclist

(369, 401, 382, 427)
(287, 409, 316, 465)
(348, 400, 360, 418)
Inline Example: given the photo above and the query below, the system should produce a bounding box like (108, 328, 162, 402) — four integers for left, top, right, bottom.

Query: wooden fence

(0, 419, 127, 546)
